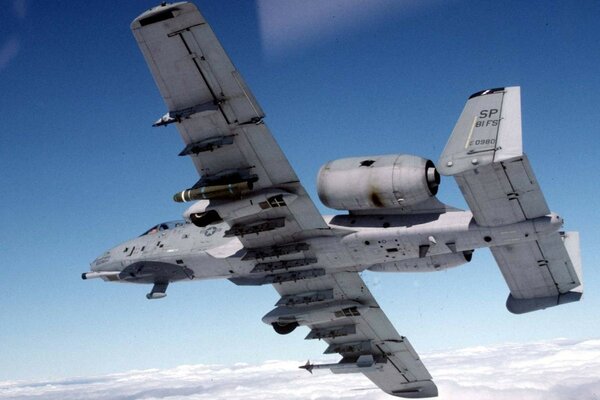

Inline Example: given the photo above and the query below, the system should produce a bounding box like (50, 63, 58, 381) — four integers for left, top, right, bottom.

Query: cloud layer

(1, 338, 599, 399)
(0, 36, 20, 73)
(257, 0, 442, 59)
(0, 1, 28, 72)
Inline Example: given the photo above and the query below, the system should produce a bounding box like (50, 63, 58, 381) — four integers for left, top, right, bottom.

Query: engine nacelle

(369, 251, 473, 272)
(317, 154, 440, 211)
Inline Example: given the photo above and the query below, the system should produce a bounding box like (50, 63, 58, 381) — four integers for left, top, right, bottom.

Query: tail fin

(437, 87, 549, 227)
(438, 87, 522, 175)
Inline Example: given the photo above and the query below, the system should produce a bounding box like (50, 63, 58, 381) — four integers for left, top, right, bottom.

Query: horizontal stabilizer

(493, 231, 583, 314)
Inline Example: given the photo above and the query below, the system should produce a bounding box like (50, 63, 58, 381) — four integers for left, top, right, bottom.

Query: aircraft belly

(97, 212, 558, 281)
(335, 211, 558, 269)
(184, 251, 236, 279)
(336, 212, 473, 267)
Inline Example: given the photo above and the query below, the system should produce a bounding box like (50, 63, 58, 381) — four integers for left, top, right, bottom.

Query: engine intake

(317, 154, 440, 211)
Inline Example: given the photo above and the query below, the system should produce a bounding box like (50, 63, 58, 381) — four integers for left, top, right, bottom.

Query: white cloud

(1, 339, 599, 399)
(256, 0, 443, 60)
(13, 0, 28, 19)
(430, 338, 600, 399)
(0, 36, 20, 72)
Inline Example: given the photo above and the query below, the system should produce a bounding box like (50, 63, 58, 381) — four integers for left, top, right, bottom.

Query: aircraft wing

(131, 2, 330, 248)
(438, 87, 583, 313)
(266, 271, 437, 398)
(131, 3, 436, 397)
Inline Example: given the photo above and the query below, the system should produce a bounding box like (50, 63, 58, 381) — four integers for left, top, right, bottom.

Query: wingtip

(468, 87, 505, 99)
(391, 380, 438, 398)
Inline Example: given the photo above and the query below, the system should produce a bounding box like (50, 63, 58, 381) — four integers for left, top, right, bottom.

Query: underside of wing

(131, 3, 296, 190)
(131, 3, 331, 250)
(132, 11, 436, 390)
(265, 272, 437, 398)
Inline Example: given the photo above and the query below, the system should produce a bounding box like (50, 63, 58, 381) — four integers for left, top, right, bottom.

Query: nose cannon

(81, 270, 170, 300)
(81, 271, 120, 280)
(83, 251, 120, 280)
(83, 259, 193, 300)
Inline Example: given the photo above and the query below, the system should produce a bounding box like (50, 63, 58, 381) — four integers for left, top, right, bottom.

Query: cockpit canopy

(140, 220, 187, 236)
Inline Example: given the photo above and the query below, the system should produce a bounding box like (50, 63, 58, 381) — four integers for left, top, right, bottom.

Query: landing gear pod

(146, 282, 168, 300)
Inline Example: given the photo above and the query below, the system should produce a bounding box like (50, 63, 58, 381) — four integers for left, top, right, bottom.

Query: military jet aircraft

(82, 2, 583, 398)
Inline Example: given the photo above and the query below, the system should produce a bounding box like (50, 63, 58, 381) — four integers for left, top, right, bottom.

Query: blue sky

(1, 0, 599, 385)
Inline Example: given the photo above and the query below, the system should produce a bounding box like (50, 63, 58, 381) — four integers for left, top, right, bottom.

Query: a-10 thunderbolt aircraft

(82, 2, 584, 398)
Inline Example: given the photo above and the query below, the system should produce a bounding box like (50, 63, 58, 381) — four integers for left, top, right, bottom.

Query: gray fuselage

(90, 210, 563, 286)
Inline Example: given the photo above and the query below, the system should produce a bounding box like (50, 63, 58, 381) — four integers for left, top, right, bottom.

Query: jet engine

(317, 154, 440, 211)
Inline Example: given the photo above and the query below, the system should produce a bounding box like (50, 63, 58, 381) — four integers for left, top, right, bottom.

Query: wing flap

(132, 3, 264, 122)
(178, 24, 265, 123)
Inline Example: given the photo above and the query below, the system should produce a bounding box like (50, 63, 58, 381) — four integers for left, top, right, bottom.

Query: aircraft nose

(90, 251, 112, 271)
